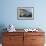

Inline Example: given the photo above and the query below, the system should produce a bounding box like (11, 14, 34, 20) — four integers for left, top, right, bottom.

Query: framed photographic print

(17, 7, 34, 20)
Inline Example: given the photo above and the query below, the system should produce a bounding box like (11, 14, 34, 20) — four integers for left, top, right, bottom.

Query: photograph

(17, 7, 34, 20)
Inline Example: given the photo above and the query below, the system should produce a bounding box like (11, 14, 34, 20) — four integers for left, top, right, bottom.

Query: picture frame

(17, 7, 34, 20)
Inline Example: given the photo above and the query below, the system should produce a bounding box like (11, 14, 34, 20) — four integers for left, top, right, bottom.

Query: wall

(0, 0, 46, 30)
(0, 0, 46, 29)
